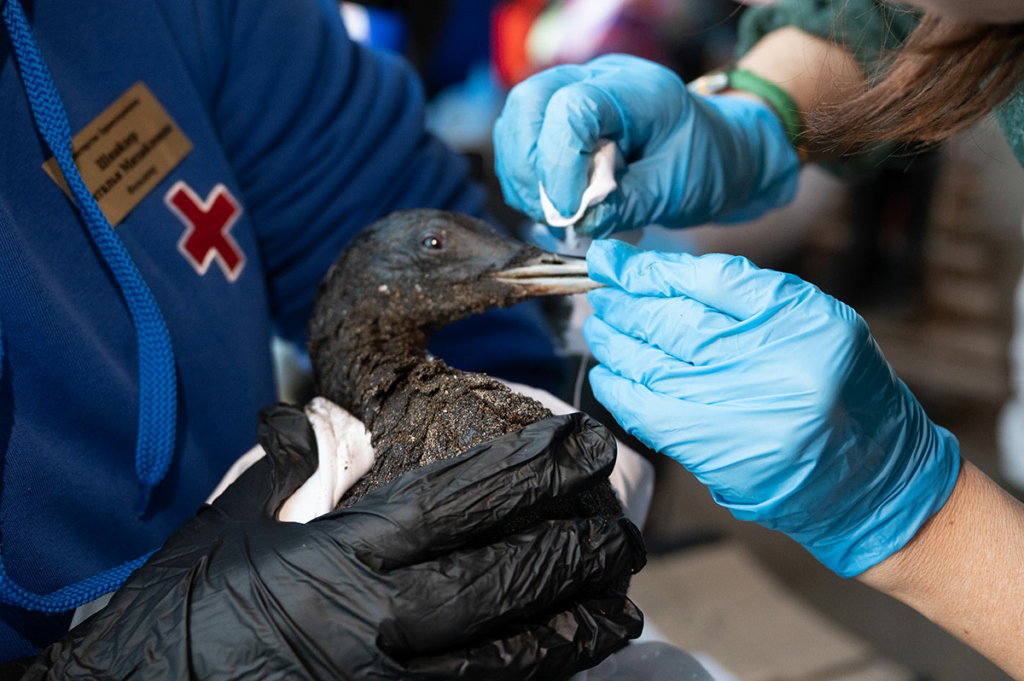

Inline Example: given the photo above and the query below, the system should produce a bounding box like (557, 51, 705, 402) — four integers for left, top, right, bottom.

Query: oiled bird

(308, 209, 623, 538)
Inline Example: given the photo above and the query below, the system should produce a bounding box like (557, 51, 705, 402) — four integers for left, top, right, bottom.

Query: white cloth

(279, 398, 374, 522)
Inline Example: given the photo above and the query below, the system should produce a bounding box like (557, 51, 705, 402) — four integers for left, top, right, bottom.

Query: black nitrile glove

(22, 408, 645, 680)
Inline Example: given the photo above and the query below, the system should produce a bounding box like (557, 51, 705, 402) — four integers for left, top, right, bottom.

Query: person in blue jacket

(494, 0, 1024, 676)
(0, 0, 644, 676)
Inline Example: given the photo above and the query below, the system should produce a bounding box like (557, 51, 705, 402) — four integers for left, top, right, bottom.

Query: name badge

(43, 82, 193, 227)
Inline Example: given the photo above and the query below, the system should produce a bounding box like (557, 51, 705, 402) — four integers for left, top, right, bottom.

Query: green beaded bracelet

(690, 69, 807, 160)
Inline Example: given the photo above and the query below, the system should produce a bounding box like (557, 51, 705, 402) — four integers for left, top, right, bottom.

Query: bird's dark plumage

(308, 209, 623, 546)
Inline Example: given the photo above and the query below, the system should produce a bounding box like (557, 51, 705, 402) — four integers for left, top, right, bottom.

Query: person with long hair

(494, 0, 1024, 677)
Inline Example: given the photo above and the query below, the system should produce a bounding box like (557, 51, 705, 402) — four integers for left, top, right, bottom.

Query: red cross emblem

(165, 181, 245, 282)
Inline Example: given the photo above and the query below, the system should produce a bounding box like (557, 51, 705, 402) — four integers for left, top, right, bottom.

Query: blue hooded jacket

(0, 0, 559, 660)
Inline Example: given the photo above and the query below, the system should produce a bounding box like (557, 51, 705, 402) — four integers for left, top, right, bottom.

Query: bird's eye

(421, 233, 444, 250)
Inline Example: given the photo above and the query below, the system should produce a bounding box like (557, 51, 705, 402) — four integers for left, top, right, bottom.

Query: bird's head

(310, 209, 599, 351)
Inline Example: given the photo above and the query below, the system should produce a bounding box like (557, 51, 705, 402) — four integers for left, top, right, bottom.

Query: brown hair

(808, 14, 1024, 151)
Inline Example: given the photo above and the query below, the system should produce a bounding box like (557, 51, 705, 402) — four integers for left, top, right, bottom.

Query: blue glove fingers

(584, 316, 743, 404)
(494, 65, 589, 220)
(585, 316, 821, 417)
(581, 54, 688, 151)
(588, 365, 764, 485)
(500, 53, 691, 224)
(586, 240, 690, 293)
(587, 287, 742, 365)
(587, 241, 801, 320)
(574, 89, 784, 236)
(590, 363, 821, 509)
(587, 363, 720, 466)
(535, 80, 626, 216)
(535, 58, 688, 218)
(584, 315, 687, 384)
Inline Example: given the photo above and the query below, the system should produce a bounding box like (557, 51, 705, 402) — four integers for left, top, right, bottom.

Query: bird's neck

(314, 314, 428, 429)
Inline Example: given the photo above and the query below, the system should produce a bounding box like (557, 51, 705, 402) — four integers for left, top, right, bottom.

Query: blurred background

(283, 2, 1024, 678)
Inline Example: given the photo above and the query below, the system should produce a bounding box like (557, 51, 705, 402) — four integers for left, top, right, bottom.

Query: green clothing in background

(735, 0, 1024, 170)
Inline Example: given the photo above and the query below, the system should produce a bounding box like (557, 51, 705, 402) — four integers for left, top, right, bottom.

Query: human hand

(582, 241, 960, 576)
(24, 409, 645, 680)
(493, 55, 800, 237)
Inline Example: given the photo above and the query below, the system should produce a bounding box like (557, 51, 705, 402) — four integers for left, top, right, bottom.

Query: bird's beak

(488, 253, 603, 296)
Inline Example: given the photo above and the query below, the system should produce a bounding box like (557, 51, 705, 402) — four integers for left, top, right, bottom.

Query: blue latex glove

(493, 55, 801, 238)
(582, 241, 961, 577)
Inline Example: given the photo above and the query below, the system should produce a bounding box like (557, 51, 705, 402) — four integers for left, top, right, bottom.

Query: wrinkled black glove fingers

(378, 516, 645, 656)
(256, 403, 321, 515)
(322, 413, 617, 570)
(208, 403, 318, 520)
(401, 592, 644, 681)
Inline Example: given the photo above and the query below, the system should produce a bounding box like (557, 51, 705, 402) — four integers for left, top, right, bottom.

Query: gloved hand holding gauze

(494, 54, 801, 238)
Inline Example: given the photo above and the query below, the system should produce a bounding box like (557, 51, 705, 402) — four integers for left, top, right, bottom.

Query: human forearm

(733, 27, 866, 162)
(860, 460, 1024, 679)
(737, 27, 864, 114)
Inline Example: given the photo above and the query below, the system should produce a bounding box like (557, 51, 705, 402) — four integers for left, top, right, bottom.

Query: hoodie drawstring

(0, 0, 176, 611)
